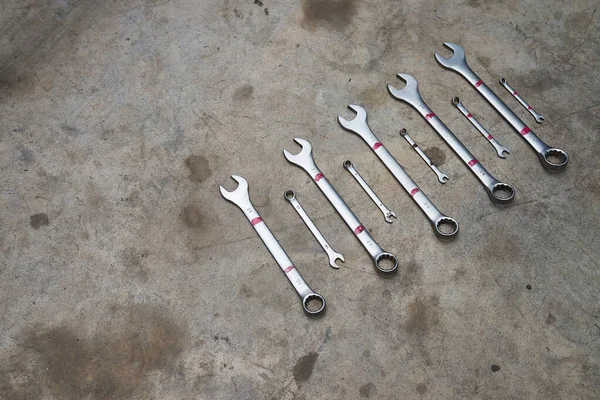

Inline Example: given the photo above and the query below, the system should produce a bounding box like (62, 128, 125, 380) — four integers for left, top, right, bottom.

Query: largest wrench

(435, 42, 568, 171)
(388, 74, 515, 204)
(284, 138, 398, 276)
(338, 105, 458, 238)
(220, 175, 325, 316)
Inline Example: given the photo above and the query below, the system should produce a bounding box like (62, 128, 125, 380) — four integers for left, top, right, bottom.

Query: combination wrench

(435, 42, 567, 170)
(283, 138, 398, 276)
(284, 190, 345, 269)
(388, 74, 515, 204)
(343, 160, 397, 223)
(338, 105, 459, 238)
(220, 175, 325, 316)
(500, 77, 545, 123)
(452, 97, 510, 158)
(400, 128, 449, 183)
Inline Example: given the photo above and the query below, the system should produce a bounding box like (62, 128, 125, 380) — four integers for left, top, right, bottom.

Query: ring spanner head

(434, 42, 467, 70)
(283, 138, 313, 168)
(337, 105, 369, 132)
(387, 73, 421, 104)
(219, 175, 250, 206)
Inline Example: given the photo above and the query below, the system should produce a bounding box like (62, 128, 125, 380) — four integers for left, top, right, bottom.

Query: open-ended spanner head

(337, 104, 369, 132)
(434, 42, 469, 72)
(219, 175, 250, 207)
(387, 74, 423, 105)
(283, 138, 316, 171)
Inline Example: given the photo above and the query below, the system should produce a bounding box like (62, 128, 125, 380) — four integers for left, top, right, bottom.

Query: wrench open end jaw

(219, 175, 250, 206)
(434, 42, 467, 70)
(283, 138, 313, 167)
(387, 74, 420, 103)
(329, 253, 344, 269)
(337, 104, 368, 132)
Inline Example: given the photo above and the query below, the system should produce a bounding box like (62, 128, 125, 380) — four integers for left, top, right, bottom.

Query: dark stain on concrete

(181, 204, 203, 228)
(359, 382, 376, 398)
(18, 146, 35, 165)
(406, 296, 439, 334)
(546, 312, 556, 324)
(61, 124, 82, 137)
(30, 213, 49, 229)
(239, 284, 254, 298)
(233, 84, 254, 101)
(491, 364, 501, 372)
(1, 305, 185, 399)
(185, 155, 212, 183)
(233, 8, 242, 18)
(264, 8, 269, 15)
(423, 146, 446, 166)
(302, 0, 357, 32)
(416, 382, 428, 394)
(477, 55, 491, 69)
(293, 352, 318, 383)
(254, 0, 263, 6)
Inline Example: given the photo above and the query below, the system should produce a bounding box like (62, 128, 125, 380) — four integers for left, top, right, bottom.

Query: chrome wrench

(399, 128, 449, 183)
(338, 105, 459, 238)
(500, 77, 545, 123)
(220, 175, 325, 316)
(388, 74, 515, 204)
(435, 43, 567, 170)
(452, 96, 510, 158)
(284, 190, 345, 269)
(283, 138, 398, 276)
(343, 160, 397, 223)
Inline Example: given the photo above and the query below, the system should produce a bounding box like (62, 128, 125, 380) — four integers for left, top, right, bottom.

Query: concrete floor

(1, 0, 599, 398)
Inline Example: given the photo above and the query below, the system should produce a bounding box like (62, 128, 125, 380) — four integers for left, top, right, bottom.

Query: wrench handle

(500, 78, 544, 123)
(287, 196, 334, 255)
(239, 203, 324, 315)
(344, 162, 395, 222)
(410, 98, 514, 204)
(464, 73, 567, 170)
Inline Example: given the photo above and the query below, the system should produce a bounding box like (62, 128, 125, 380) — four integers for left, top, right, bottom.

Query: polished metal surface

(343, 160, 397, 223)
(500, 77, 545, 123)
(283, 138, 398, 276)
(452, 97, 510, 158)
(388, 74, 515, 204)
(220, 175, 325, 316)
(338, 105, 459, 238)
(284, 190, 345, 269)
(434, 42, 567, 170)
(400, 128, 450, 183)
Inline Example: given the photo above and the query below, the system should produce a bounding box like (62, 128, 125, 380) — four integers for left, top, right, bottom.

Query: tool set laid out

(219, 42, 568, 316)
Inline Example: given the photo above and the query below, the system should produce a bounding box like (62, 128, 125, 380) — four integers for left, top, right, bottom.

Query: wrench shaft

(401, 129, 449, 182)
(344, 161, 396, 223)
(500, 78, 544, 123)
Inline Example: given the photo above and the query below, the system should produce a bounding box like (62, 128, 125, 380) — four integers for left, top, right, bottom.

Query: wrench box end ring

(540, 148, 568, 171)
(343, 160, 353, 170)
(434, 217, 459, 239)
(452, 96, 461, 105)
(302, 293, 326, 316)
(284, 190, 296, 201)
(490, 183, 516, 204)
(374, 252, 399, 276)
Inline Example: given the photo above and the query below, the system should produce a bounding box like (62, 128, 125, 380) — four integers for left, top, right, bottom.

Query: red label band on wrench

(527, 106, 532, 110)
(410, 188, 420, 197)
(425, 113, 436, 120)
(474, 80, 483, 87)
(314, 173, 324, 181)
(372, 142, 382, 150)
(284, 265, 295, 273)
(466, 113, 473, 118)
(468, 159, 478, 167)
(251, 217, 263, 226)
(520, 127, 531, 136)
(487, 134, 493, 140)
(513, 91, 518, 96)
(353, 225, 365, 235)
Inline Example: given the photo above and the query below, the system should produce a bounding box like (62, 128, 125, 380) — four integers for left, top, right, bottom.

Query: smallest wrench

(284, 190, 344, 269)
(343, 161, 397, 223)
(400, 128, 449, 184)
(500, 78, 544, 123)
(452, 97, 510, 159)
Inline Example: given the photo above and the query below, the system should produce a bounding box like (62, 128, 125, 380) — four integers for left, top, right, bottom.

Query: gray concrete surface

(1, 0, 599, 398)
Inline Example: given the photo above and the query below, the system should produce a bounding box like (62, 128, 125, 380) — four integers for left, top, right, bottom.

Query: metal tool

(343, 160, 397, 223)
(220, 175, 325, 316)
(284, 190, 345, 269)
(388, 74, 515, 204)
(399, 128, 449, 183)
(452, 97, 510, 158)
(283, 138, 398, 276)
(434, 42, 567, 170)
(338, 105, 459, 238)
(499, 77, 545, 123)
